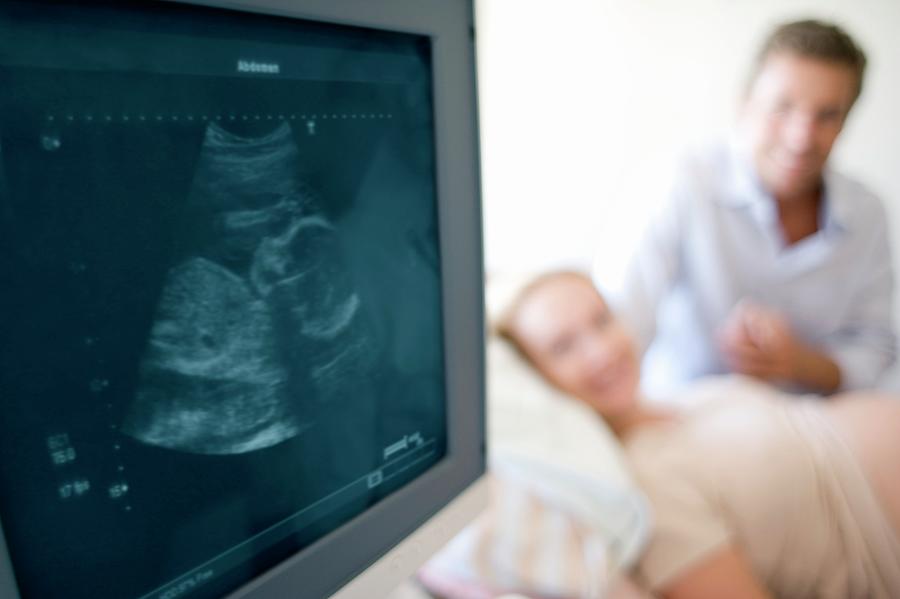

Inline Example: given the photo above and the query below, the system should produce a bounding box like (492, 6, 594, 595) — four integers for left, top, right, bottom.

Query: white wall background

(476, 0, 900, 387)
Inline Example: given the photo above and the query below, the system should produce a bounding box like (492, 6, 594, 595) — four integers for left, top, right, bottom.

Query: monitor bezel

(0, 0, 486, 597)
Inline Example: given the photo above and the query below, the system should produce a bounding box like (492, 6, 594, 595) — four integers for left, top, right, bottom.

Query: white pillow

(486, 335, 635, 490)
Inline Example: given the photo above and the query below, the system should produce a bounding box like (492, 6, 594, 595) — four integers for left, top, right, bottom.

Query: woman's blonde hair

(493, 270, 592, 353)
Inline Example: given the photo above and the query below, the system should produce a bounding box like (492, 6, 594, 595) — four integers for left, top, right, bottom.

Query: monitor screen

(0, 1, 486, 598)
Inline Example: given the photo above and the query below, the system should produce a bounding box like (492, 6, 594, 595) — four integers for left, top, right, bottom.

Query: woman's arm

(659, 546, 772, 599)
(607, 575, 658, 599)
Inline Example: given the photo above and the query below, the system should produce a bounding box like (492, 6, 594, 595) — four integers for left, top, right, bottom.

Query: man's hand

(718, 301, 797, 380)
(717, 301, 841, 394)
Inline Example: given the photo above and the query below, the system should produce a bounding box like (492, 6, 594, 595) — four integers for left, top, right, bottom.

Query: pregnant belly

(824, 393, 900, 539)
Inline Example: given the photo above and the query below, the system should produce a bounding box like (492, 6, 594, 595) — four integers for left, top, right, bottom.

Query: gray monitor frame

(0, 0, 486, 597)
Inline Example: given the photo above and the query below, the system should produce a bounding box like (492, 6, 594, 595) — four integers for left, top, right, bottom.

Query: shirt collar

(820, 169, 852, 234)
(721, 136, 851, 235)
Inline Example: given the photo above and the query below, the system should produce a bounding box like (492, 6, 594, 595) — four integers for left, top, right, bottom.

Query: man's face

(741, 52, 858, 201)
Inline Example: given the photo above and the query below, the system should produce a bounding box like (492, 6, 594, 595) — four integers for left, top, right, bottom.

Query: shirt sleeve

(594, 173, 686, 356)
(827, 205, 897, 391)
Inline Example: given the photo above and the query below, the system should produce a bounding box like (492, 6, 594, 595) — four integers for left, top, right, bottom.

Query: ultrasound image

(0, 5, 447, 595)
(122, 122, 374, 455)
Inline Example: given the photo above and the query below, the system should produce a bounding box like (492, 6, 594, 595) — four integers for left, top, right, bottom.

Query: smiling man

(602, 20, 896, 395)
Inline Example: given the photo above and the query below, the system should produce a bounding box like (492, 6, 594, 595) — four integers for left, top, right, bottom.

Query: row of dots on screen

(45, 113, 394, 123)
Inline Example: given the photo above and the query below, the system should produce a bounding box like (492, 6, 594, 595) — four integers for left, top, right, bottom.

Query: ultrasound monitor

(0, 1, 487, 597)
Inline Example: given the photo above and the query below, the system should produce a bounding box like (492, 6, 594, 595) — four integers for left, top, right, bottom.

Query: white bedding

(418, 336, 651, 598)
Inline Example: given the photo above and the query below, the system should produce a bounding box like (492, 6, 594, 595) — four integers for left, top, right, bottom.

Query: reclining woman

(497, 270, 900, 599)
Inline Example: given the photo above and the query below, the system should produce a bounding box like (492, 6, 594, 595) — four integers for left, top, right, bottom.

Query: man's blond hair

(748, 19, 867, 103)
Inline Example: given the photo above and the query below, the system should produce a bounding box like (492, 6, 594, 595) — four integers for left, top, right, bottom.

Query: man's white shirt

(598, 140, 897, 395)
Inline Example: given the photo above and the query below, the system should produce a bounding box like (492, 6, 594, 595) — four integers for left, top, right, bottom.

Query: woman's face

(510, 274, 640, 416)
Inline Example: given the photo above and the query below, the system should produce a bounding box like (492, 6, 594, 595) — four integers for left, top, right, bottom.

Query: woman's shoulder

(662, 374, 788, 410)
(623, 375, 804, 470)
